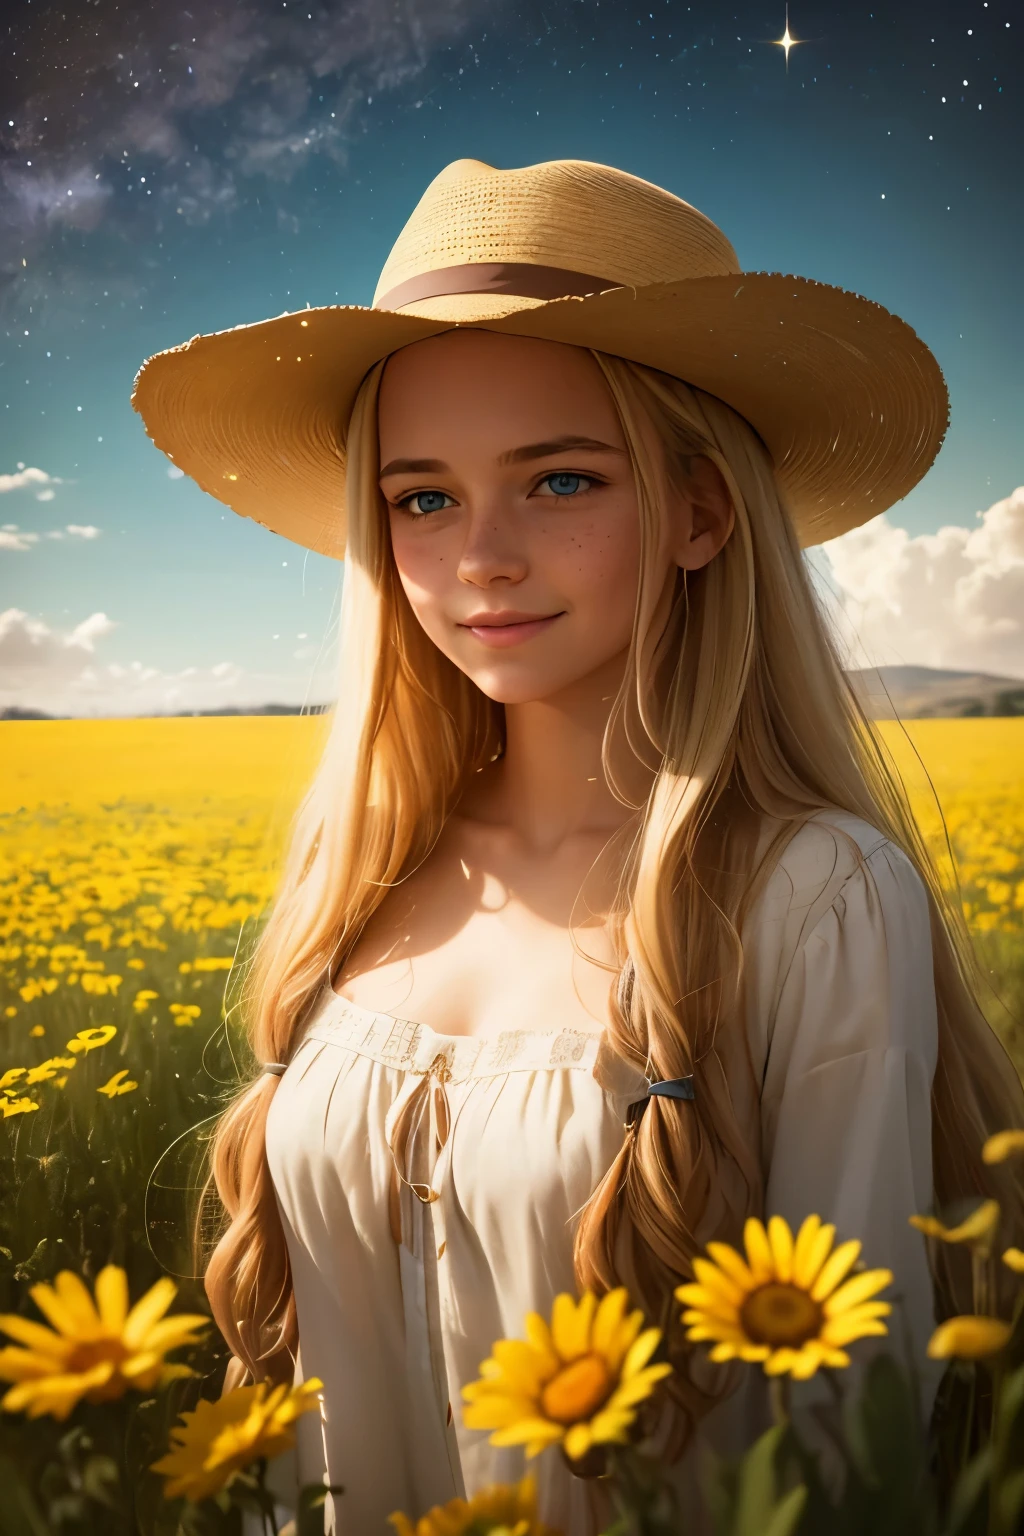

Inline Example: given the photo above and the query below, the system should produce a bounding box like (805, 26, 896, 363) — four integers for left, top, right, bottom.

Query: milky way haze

(0, 0, 491, 293)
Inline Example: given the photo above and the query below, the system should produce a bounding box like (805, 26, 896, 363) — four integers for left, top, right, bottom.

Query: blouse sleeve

(753, 821, 941, 1415)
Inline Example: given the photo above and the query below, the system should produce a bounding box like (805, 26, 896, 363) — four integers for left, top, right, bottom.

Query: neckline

(323, 983, 605, 1050)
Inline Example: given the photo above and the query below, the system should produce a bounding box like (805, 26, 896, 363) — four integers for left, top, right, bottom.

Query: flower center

(67, 1338, 128, 1374)
(739, 1283, 824, 1347)
(540, 1352, 613, 1424)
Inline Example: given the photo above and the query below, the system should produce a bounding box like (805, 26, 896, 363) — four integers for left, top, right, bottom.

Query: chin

(462, 663, 583, 705)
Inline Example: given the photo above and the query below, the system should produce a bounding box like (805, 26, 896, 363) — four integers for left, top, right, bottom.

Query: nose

(456, 505, 529, 588)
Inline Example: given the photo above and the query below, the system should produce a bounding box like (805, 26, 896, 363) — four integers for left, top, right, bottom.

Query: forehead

(377, 331, 624, 454)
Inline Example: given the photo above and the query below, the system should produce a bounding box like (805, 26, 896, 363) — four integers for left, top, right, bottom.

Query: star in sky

(774, 4, 801, 71)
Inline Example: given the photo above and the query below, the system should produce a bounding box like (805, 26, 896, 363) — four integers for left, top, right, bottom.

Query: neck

(460, 650, 647, 853)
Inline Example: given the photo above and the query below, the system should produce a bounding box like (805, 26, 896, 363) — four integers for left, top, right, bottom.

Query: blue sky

(1, 0, 1021, 714)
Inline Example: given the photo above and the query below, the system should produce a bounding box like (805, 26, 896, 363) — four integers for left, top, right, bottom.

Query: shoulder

(741, 810, 936, 1069)
(746, 809, 928, 961)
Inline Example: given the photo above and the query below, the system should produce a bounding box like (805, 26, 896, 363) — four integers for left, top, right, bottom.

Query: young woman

(133, 158, 1024, 1534)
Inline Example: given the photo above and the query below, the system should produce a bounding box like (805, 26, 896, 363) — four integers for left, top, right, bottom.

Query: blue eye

(544, 473, 586, 496)
(405, 490, 452, 515)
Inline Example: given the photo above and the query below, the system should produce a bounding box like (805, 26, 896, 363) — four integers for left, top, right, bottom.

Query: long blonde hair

(204, 348, 1024, 1439)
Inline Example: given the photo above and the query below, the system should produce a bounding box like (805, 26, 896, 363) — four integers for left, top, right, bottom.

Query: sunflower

(0, 1266, 208, 1420)
(927, 1316, 1012, 1361)
(982, 1131, 1024, 1165)
(152, 1377, 323, 1502)
(461, 1288, 671, 1464)
(675, 1214, 893, 1381)
(909, 1200, 1000, 1256)
(388, 1475, 561, 1536)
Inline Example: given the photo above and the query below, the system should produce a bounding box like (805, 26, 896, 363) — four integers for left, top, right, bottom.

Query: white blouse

(263, 810, 940, 1534)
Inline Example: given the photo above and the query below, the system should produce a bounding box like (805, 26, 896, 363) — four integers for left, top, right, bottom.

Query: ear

(670, 455, 735, 571)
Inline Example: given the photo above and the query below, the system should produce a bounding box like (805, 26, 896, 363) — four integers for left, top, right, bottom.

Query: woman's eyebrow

(379, 436, 626, 479)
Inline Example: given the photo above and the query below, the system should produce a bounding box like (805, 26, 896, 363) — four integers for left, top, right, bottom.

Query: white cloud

(816, 485, 1024, 678)
(166, 465, 185, 479)
(0, 466, 62, 494)
(0, 607, 329, 717)
(0, 529, 40, 551)
(1, 523, 102, 549)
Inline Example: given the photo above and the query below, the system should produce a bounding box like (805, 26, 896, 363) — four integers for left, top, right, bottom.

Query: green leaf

(81, 1454, 120, 1508)
(758, 1485, 808, 1536)
(993, 1469, 1024, 1536)
(730, 1425, 807, 1536)
(943, 1445, 993, 1536)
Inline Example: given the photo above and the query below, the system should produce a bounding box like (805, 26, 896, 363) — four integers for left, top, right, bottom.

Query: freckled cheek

(389, 529, 456, 616)
(543, 512, 640, 623)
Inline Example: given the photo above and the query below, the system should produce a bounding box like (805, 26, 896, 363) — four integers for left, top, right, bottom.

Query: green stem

(960, 1363, 978, 1475)
(769, 1375, 792, 1427)
(255, 1459, 279, 1536)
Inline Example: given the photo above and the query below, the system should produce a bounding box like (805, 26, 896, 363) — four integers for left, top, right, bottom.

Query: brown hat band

(374, 261, 622, 313)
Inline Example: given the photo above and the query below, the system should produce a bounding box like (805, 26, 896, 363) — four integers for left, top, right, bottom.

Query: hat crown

(372, 157, 741, 307)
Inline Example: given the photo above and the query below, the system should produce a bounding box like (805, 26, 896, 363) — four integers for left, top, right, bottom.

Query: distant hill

(3, 669, 1024, 722)
(0, 703, 331, 721)
(847, 666, 1024, 720)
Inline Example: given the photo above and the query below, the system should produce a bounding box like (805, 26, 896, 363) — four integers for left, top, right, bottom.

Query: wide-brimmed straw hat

(131, 156, 948, 557)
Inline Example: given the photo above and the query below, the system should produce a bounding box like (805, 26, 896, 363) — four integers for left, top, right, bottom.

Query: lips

(458, 611, 564, 649)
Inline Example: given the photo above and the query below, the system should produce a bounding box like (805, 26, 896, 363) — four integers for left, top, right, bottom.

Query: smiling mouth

(457, 612, 564, 648)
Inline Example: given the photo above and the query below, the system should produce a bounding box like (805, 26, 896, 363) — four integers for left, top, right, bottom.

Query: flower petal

(691, 1257, 744, 1307)
(981, 1130, 1024, 1165)
(122, 1276, 177, 1349)
(94, 1267, 129, 1332)
(822, 1268, 893, 1317)
(592, 1288, 630, 1359)
(704, 1241, 756, 1291)
(563, 1423, 593, 1462)
(30, 1273, 101, 1340)
(792, 1219, 837, 1290)
(550, 1291, 597, 1361)
(928, 1316, 1011, 1361)
(809, 1239, 862, 1301)
(620, 1327, 662, 1380)
(767, 1217, 795, 1283)
(743, 1218, 774, 1281)
(0, 1314, 70, 1358)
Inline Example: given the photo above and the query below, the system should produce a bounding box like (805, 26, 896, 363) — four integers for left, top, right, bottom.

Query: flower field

(0, 714, 1022, 1519)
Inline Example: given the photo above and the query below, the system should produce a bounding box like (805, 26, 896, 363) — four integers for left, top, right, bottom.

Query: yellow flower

(24, 1057, 76, 1085)
(0, 1068, 27, 1091)
(927, 1316, 1012, 1360)
(132, 989, 160, 1012)
(0, 1266, 208, 1420)
(151, 1377, 323, 1502)
(4, 1007, 17, 1019)
(169, 1003, 202, 1025)
(982, 1131, 1024, 1165)
(1002, 1248, 1024, 1274)
(909, 1200, 1001, 1255)
(126, 958, 146, 970)
(461, 1288, 671, 1464)
(66, 1026, 117, 1054)
(389, 1475, 560, 1536)
(676, 1215, 893, 1381)
(1, 1096, 39, 1119)
(29, 1025, 45, 1038)
(97, 1070, 138, 1098)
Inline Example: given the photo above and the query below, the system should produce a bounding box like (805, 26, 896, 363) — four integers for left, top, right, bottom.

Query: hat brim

(130, 272, 948, 557)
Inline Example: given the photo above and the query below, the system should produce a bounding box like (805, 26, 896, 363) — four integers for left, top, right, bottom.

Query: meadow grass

(0, 715, 1021, 1506)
